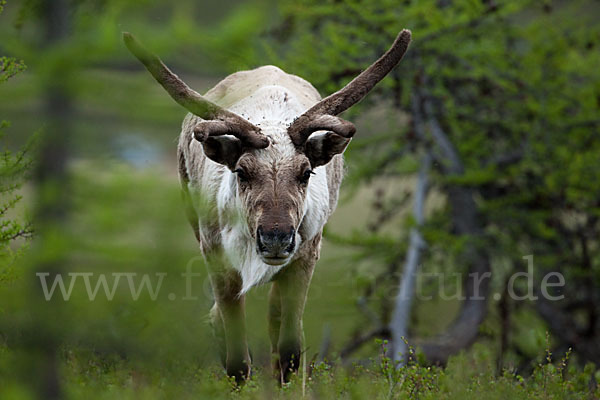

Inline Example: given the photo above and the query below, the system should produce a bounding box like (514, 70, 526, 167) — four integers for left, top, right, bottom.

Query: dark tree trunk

(32, 0, 72, 398)
(408, 88, 491, 365)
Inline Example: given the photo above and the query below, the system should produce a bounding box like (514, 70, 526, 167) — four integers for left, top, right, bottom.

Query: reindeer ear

(199, 136, 244, 170)
(304, 132, 351, 168)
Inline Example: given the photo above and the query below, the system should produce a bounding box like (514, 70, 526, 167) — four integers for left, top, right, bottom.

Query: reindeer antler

(123, 32, 269, 149)
(288, 29, 412, 147)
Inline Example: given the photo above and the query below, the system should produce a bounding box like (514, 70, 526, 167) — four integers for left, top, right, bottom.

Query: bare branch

(401, 89, 491, 365)
(340, 327, 390, 361)
(389, 152, 431, 365)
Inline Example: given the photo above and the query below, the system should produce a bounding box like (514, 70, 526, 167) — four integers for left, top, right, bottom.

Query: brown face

(234, 152, 314, 265)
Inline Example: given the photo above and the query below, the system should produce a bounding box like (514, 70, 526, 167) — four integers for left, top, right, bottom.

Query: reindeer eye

(234, 168, 249, 183)
(299, 169, 315, 185)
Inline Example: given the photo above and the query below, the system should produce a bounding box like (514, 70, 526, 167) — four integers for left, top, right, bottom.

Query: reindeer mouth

(261, 256, 290, 266)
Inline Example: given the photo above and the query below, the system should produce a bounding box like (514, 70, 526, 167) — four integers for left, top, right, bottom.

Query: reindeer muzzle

(256, 225, 295, 265)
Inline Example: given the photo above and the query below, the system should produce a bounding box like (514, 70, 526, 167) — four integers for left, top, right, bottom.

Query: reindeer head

(124, 30, 411, 265)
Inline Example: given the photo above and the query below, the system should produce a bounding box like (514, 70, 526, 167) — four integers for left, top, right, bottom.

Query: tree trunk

(409, 90, 491, 365)
(389, 152, 430, 365)
(31, 1, 72, 398)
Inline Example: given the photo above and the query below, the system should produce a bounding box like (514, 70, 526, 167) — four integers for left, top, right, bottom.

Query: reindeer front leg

(272, 259, 315, 383)
(207, 264, 251, 383)
(268, 282, 282, 375)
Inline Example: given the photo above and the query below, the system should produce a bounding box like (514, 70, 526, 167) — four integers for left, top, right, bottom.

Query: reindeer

(123, 29, 411, 383)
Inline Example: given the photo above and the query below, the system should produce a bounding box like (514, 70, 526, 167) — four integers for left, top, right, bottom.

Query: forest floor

(1, 340, 598, 399)
(1, 162, 598, 400)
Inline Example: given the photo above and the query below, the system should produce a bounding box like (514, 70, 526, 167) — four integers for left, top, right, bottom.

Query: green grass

(1, 340, 598, 399)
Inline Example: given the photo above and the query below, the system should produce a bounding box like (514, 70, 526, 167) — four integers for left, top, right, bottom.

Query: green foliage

(0, 56, 25, 84)
(0, 3, 33, 282)
(0, 125, 35, 275)
(1, 338, 597, 399)
(268, 0, 600, 369)
(1, 0, 599, 397)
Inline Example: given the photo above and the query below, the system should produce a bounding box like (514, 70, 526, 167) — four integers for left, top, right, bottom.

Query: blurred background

(1, 0, 599, 398)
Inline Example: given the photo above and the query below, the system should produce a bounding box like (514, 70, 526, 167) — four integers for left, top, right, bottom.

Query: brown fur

(126, 28, 412, 385)
(176, 67, 346, 383)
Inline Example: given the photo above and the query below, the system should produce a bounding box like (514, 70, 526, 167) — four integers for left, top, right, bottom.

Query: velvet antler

(123, 32, 269, 149)
(288, 29, 412, 147)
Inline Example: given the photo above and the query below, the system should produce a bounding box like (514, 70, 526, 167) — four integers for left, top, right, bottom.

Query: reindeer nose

(257, 225, 295, 259)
